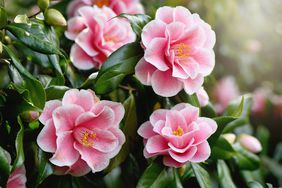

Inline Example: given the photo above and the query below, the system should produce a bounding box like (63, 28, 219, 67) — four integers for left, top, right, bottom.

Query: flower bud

(222, 133, 236, 144)
(238, 134, 262, 153)
(44, 8, 67, 27)
(21, 111, 40, 122)
(0, 41, 2, 54)
(37, 0, 49, 11)
(14, 14, 29, 23)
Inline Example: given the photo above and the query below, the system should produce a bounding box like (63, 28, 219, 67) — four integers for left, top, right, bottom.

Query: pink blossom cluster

(65, 5, 136, 70)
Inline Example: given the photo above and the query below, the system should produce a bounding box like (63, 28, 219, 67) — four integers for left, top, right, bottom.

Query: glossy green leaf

(0, 146, 10, 187)
(224, 96, 244, 117)
(45, 85, 69, 100)
(94, 42, 143, 94)
(36, 149, 54, 186)
(106, 94, 138, 172)
(12, 117, 25, 170)
(5, 22, 61, 54)
(208, 116, 237, 147)
(4, 45, 46, 109)
(191, 163, 212, 188)
(201, 103, 217, 118)
(233, 144, 260, 170)
(211, 136, 236, 160)
(173, 168, 183, 188)
(256, 126, 269, 156)
(136, 162, 174, 188)
(117, 14, 151, 37)
(262, 156, 282, 180)
(248, 181, 264, 188)
(217, 160, 236, 188)
(178, 91, 200, 108)
(0, 6, 7, 29)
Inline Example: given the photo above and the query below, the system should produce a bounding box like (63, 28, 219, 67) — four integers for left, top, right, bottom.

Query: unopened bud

(21, 111, 40, 122)
(37, 0, 49, 11)
(0, 42, 2, 54)
(44, 8, 67, 27)
(222, 133, 236, 144)
(14, 14, 29, 23)
(238, 134, 262, 153)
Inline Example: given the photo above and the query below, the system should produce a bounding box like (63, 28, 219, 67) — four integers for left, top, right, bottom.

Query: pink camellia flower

(196, 87, 209, 107)
(7, 166, 27, 188)
(135, 6, 215, 97)
(213, 76, 240, 113)
(238, 134, 262, 153)
(37, 89, 125, 176)
(65, 6, 136, 70)
(138, 103, 217, 167)
(0, 149, 26, 188)
(67, 0, 144, 18)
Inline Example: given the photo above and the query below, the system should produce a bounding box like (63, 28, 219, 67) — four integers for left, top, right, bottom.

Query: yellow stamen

(96, 0, 110, 8)
(81, 131, 96, 147)
(172, 43, 191, 59)
(104, 35, 118, 43)
(173, 127, 184, 137)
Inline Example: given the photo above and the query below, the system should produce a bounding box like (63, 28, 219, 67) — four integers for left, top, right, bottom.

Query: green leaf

(223, 95, 252, 133)
(36, 149, 54, 186)
(4, 45, 46, 109)
(117, 14, 151, 37)
(224, 96, 244, 117)
(247, 181, 264, 188)
(136, 162, 174, 188)
(233, 144, 260, 170)
(262, 156, 282, 180)
(211, 136, 236, 160)
(191, 163, 212, 188)
(94, 42, 143, 94)
(217, 160, 236, 188)
(106, 94, 138, 172)
(45, 85, 69, 100)
(0, 6, 7, 29)
(0, 0, 4, 7)
(178, 91, 200, 108)
(173, 168, 183, 188)
(12, 117, 25, 170)
(0, 146, 10, 187)
(201, 103, 217, 118)
(208, 116, 237, 147)
(256, 126, 269, 156)
(5, 22, 61, 54)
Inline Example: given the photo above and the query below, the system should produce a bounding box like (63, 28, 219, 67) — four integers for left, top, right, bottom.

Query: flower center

(96, 0, 110, 8)
(81, 130, 96, 147)
(171, 43, 191, 60)
(173, 127, 184, 137)
(104, 35, 118, 44)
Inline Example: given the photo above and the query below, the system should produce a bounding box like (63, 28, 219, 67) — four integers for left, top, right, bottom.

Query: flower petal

(53, 104, 84, 134)
(39, 100, 62, 125)
(37, 119, 57, 153)
(146, 135, 169, 154)
(62, 89, 97, 111)
(142, 20, 166, 48)
(74, 143, 110, 173)
(182, 75, 204, 95)
(151, 70, 182, 97)
(70, 44, 96, 70)
(50, 132, 80, 167)
(189, 141, 211, 162)
(135, 58, 157, 85)
(144, 38, 169, 71)
(138, 121, 156, 139)
(168, 146, 197, 163)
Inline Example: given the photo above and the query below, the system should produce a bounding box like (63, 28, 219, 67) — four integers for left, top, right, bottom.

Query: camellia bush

(0, 0, 281, 187)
